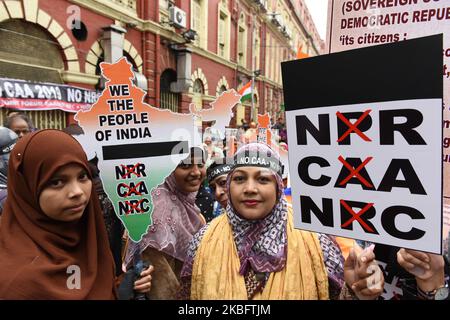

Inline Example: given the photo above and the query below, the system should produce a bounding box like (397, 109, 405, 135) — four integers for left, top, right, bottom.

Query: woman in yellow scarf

(180, 143, 383, 300)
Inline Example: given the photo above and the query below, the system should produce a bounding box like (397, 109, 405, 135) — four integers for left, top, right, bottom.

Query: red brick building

(0, 0, 323, 128)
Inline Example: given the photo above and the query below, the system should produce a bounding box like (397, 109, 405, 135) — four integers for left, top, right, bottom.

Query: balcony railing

(107, 0, 136, 11)
(91, 0, 137, 16)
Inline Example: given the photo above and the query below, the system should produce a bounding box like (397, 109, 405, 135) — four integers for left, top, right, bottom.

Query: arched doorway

(0, 19, 66, 128)
(160, 69, 179, 112)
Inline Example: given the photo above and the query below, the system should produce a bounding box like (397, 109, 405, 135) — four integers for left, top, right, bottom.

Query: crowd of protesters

(0, 113, 448, 300)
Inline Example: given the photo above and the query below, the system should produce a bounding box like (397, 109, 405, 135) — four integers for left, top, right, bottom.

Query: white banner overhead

(327, 0, 449, 108)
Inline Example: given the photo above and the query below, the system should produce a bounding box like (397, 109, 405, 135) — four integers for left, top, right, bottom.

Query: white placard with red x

(287, 99, 442, 253)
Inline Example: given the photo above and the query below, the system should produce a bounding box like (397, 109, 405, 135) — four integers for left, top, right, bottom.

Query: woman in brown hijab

(0, 130, 151, 299)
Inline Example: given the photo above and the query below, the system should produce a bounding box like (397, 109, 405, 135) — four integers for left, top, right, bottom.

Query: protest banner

(282, 35, 443, 253)
(225, 128, 238, 157)
(257, 113, 289, 181)
(74, 58, 243, 242)
(0, 78, 99, 112)
(75, 58, 196, 242)
(327, 0, 450, 254)
(190, 89, 241, 140)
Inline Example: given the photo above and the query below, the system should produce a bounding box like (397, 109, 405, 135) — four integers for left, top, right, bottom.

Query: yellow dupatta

(190, 208, 329, 300)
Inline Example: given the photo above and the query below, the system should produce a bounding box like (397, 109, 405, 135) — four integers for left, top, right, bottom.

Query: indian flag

(238, 80, 252, 102)
(296, 45, 309, 60)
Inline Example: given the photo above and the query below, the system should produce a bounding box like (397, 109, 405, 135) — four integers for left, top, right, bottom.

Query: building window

(123, 51, 139, 71)
(104, 0, 137, 16)
(192, 0, 201, 36)
(191, 0, 208, 49)
(267, 33, 275, 81)
(218, 85, 227, 95)
(283, 11, 289, 29)
(193, 79, 204, 94)
(254, 29, 260, 71)
(275, 46, 279, 84)
(238, 14, 247, 67)
(192, 79, 204, 111)
(217, 0, 230, 59)
(159, 0, 170, 24)
(0, 19, 66, 129)
(95, 50, 138, 90)
(218, 13, 226, 57)
(160, 69, 179, 112)
(269, 87, 273, 116)
(159, 0, 169, 11)
(265, 33, 270, 79)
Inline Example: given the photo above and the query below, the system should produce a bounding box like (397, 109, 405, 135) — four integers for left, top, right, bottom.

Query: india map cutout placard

(76, 58, 196, 242)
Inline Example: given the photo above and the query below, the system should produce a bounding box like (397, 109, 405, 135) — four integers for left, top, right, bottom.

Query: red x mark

(125, 199, 144, 215)
(340, 200, 375, 233)
(120, 163, 142, 179)
(338, 156, 373, 188)
(337, 109, 372, 142)
(120, 182, 143, 197)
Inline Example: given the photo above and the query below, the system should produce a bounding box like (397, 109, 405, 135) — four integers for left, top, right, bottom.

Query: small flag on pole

(238, 80, 252, 102)
(296, 45, 309, 60)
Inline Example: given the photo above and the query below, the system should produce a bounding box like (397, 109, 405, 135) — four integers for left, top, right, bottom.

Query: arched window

(160, 69, 179, 112)
(218, 85, 227, 95)
(94, 50, 140, 91)
(94, 52, 105, 91)
(192, 79, 204, 111)
(193, 79, 204, 94)
(0, 19, 64, 82)
(0, 19, 66, 129)
(123, 51, 139, 71)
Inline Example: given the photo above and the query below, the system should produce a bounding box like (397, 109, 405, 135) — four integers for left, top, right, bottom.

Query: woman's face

(229, 167, 277, 220)
(173, 157, 206, 193)
(209, 174, 228, 208)
(39, 163, 92, 222)
(10, 118, 30, 139)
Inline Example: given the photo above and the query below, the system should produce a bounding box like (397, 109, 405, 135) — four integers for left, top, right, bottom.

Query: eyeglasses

(14, 129, 30, 136)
